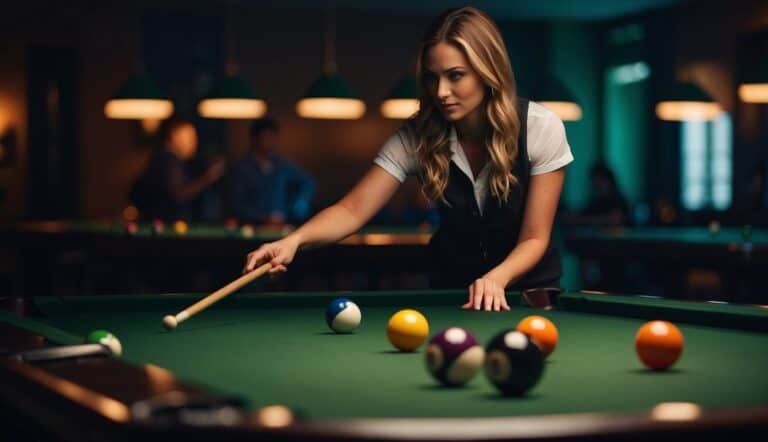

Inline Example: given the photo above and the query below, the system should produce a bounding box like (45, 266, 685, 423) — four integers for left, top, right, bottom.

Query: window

(681, 113, 732, 210)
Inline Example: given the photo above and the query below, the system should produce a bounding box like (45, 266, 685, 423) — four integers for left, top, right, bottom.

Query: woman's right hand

(243, 235, 300, 275)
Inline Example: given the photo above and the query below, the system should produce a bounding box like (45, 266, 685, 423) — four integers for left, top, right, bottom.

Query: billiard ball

(240, 224, 255, 238)
(707, 220, 720, 235)
(151, 219, 165, 235)
(484, 330, 544, 396)
(86, 330, 123, 357)
(386, 309, 429, 352)
(635, 320, 684, 370)
(425, 327, 484, 386)
(173, 220, 188, 235)
(325, 298, 362, 333)
(224, 218, 238, 235)
(516, 315, 559, 358)
(124, 221, 139, 236)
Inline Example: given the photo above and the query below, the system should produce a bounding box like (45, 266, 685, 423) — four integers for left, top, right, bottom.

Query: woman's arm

(244, 166, 401, 273)
(293, 166, 400, 245)
(464, 167, 566, 311)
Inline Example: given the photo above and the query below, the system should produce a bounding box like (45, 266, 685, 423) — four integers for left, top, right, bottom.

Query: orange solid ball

(635, 320, 684, 370)
(173, 220, 189, 235)
(386, 309, 429, 352)
(517, 315, 559, 357)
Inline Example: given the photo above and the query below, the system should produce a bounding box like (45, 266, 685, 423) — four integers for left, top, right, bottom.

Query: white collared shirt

(373, 100, 574, 213)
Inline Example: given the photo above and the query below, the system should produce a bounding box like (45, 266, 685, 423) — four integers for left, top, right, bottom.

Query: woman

(130, 118, 225, 221)
(243, 7, 573, 311)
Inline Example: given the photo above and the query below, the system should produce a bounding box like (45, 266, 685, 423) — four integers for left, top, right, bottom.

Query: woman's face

(424, 42, 486, 122)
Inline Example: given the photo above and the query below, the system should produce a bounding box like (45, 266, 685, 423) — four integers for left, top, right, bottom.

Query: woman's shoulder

(395, 119, 419, 151)
(377, 120, 420, 157)
(523, 100, 573, 172)
(525, 100, 562, 129)
(524, 100, 568, 145)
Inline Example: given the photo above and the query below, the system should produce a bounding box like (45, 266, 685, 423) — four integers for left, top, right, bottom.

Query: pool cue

(162, 263, 272, 330)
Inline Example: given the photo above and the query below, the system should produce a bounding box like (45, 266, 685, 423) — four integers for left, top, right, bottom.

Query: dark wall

(0, 0, 766, 220)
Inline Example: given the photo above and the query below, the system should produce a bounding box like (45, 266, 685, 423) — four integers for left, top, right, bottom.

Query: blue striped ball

(325, 298, 362, 333)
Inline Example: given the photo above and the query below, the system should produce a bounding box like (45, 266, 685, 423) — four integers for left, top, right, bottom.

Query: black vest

(427, 98, 562, 289)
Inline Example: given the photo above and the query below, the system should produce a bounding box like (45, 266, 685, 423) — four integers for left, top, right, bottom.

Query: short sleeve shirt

(373, 101, 574, 212)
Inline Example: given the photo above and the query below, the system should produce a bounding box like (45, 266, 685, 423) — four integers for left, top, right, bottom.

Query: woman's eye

(449, 72, 463, 81)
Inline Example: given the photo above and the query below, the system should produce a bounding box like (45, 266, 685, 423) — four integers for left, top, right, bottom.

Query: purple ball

(425, 327, 485, 386)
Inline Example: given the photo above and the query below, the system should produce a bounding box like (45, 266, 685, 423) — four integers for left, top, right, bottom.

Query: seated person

(561, 163, 631, 292)
(561, 163, 630, 227)
(230, 118, 315, 224)
(130, 118, 225, 221)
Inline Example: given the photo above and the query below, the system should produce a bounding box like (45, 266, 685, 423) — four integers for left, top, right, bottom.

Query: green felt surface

(4, 291, 768, 420)
(64, 221, 429, 241)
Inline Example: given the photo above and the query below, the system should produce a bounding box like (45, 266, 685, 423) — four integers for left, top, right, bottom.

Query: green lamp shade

(198, 74, 267, 119)
(739, 58, 768, 103)
(296, 72, 365, 119)
(381, 75, 420, 119)
(533, 77, 582, 121)
(656, 82, 721, 121)
(301, 72, 359, 99)
(104, 73, 173, 120)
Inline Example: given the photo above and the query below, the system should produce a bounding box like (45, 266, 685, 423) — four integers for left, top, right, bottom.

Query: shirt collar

(449, 126, 489, 184)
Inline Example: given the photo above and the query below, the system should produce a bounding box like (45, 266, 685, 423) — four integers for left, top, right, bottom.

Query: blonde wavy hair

(414, 7, 521, 205)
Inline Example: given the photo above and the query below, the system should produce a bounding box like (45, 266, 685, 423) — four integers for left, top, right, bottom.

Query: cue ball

(484, 330, 544, 396)
(86, 330, 123, 357)
(425, 327, 484, 386)
(173, 220, 188, 235)
(240, 224, 255, 238)
(516, 315, 559, 357)
(635, 320, 684, 370)
(162, 315, 178, 330)
(386, 309, 429, 352)
(325, 298, 361, 333)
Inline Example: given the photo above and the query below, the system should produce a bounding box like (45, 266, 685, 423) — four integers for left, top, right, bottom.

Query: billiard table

(1, 221, 432, 295)
(564, 226, 768, 301)
(1, 290, 767, 441)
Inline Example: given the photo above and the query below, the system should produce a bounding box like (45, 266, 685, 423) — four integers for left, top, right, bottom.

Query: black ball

(484, 329, 544, 396)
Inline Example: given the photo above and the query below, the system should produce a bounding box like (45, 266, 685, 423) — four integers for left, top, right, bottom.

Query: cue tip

(162, 315, 178, 330)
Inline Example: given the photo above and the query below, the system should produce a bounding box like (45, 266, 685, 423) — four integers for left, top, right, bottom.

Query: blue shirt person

(230, 119, 315, 224)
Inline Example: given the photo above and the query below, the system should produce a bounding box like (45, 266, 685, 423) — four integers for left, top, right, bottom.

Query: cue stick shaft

(174, 263, 272, 324)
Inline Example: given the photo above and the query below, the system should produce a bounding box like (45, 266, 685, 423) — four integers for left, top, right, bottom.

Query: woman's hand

(243, 235, 300, 275)
(462, 272, 511, 311)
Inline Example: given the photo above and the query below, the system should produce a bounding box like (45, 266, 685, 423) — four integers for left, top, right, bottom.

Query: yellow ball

(386, 309, 429, 352)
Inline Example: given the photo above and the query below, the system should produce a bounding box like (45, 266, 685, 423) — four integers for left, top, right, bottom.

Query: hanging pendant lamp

(296, 9, 365, 120)
(380, 74, 420, 119)
(199, 1, 266, 119)
(738, 57, 768, 103)
(533, 76, 582, 121)
(199, 65, 267, 119)
(655, 82, 721, 121)
(104, 72, 174, 120)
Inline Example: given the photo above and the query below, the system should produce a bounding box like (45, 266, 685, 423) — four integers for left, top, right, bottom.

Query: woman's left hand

(462, 273, 511, 311)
